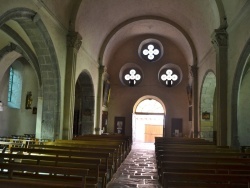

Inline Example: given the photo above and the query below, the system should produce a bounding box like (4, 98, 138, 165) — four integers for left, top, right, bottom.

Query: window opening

(124, 69, 141, 86)
(160, 69, 178, 87)
(142, 44, 160, 61)
(8, 66, 22, 109)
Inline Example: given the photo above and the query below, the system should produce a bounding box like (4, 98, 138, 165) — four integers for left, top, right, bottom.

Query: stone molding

(67, 31, 82, 51)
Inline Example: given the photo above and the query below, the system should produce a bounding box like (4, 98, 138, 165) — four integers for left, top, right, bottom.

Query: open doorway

(132, 97, 165, 144)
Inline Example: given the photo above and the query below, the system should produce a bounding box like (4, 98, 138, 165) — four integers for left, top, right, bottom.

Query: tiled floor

(106, 142, 161, 188)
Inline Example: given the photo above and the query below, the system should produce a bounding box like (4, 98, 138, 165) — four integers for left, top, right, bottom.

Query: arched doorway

(132, 96, 165, 143)
(200, 71, 216, 142)
(74, 71, 94, 136)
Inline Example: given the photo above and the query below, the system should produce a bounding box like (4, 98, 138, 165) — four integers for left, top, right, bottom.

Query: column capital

(67, 31, 82, 51)
(211, 29, 228, 50)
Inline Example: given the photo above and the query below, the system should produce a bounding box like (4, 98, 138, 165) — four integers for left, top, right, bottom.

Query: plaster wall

(0, 0, 68, 138)
(226, 1, 250, 145)
(107, 35, 189, 137)
(0, 61, 38, 136)
(76, 46, 100, 131)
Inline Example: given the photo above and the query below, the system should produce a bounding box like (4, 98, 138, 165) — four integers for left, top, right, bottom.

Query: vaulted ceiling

(74, 0, 221, 67)
(40, 0, 247, 68)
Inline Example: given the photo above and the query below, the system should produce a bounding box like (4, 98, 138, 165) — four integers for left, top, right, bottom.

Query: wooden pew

(55, 139, 126, 160)
(154, 137, 250, 187)
(44, 142, 122, 172)
(49, 140, 124, 166)
(159, 161, 250, 185)
(163, 172, 250, 188)
(28, 144, 118, 174)
(0, 162, 89, 188)
(10, 147, 109, 187)
(0, 153, 100, 188)
(73, 134, 132, 156)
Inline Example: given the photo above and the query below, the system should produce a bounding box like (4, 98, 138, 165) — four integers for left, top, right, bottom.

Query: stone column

(94, 65, 106, 134)
(190, 65, 198, 138)
(212, 29, 228, 146)
(62, 31, 82, 139)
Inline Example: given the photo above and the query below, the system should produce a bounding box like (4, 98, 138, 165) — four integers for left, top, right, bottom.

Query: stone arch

(0, 8, 61, 139)
(200, 71, 216, 141)
(99, 15, 197, 66)
(132, 95, 165, 143)
(74, 70, 95, 136)
(231, 39, 250, 148)
(0, 43, 41, 86)
(133, 95, 166, 115)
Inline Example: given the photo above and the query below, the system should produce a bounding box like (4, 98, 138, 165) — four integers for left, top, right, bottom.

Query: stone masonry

(107, 143, 161, 188)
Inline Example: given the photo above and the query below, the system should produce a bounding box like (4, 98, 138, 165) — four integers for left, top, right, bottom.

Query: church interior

(0, 0, 250, 187)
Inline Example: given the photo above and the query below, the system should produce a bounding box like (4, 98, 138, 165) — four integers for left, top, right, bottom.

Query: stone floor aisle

(106, 143, 162, 188)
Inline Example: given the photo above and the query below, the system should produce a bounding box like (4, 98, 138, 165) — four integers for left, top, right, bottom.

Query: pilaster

(95, 65, 106, 135)
(211, 29, 228, 146)
(62, 31, 82, 139)
(190, 65, 198, 138)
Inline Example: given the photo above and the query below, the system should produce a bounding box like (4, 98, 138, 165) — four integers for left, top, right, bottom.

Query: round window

(158, 64, 182, 87)
(138, 39, 163, 63)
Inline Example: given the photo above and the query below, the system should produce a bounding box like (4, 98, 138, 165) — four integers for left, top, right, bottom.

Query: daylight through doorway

(133, 114, 164, 143)
(132, 98, 165, 143)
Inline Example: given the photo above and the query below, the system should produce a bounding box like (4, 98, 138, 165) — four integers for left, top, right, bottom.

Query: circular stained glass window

(138, 39, 163, 63)
(158, 64, 182, 87)
(119, 63, 143, 87)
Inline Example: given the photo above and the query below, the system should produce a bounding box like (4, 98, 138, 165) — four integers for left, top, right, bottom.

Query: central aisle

(107, 142, 161, 188)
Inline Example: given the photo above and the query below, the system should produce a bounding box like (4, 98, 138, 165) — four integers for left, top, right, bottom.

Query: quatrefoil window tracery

(160, 69, 178, 86)
(160, 68, 180, 87)
(142, 44, 160, 60)
(124, 69, 141, 86)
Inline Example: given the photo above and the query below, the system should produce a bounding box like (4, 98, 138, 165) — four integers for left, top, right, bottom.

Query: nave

(107, 142, 160, 188)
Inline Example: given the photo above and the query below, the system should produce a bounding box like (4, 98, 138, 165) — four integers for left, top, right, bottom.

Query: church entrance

(132, 97, 165, 143)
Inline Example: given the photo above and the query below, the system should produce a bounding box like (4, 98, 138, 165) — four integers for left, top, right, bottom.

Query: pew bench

(28, 144, 118, 174)
(163, 172, 250, 188)
(159, 161, 250, 185)
(53, 139, 125, 163)
(73, 135, 132, 157)
(45, 141, 123, 168)
(9, 148, 109, 187)
(0, 153, 102, 188)
(0, 162, 89, 188)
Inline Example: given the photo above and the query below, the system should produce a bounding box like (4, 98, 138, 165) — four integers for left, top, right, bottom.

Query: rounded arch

(231, 38, 250, 148)
(74, 70, 95, 136)
(0, 43, 41, 86)
(200, 70, 216, 141)
(133, 95, 166, 115)
(0, 50, 22, 81)
(132, 95, 165, 143)
(99, 15, 197, 66)
(0, 8, 61, 139)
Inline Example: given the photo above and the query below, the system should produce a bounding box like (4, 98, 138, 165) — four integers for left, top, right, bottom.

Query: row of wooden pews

(0, 135, 51, 152)
(155, 137, 250, 188)
(0, 134, 132, 188)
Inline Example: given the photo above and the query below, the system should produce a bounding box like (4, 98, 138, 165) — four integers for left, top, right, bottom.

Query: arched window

(136, 99, 164, 114)
(8, 66, 22, 109)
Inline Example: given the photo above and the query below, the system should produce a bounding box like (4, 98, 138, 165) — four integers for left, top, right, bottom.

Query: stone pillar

(62, 31, 82, 139)
(211, 29, 228, 146)
(190, 65, 199, 138)
(94, 65, 106, 135)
